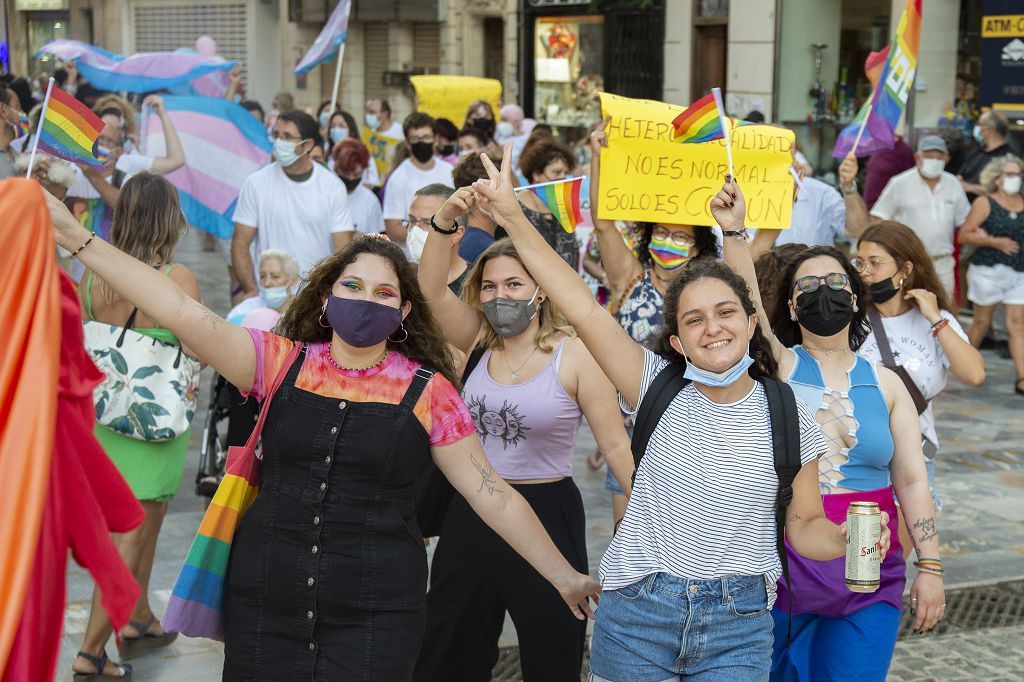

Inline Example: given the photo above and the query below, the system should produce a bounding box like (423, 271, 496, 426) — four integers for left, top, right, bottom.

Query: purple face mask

(325, 295, 403, 348)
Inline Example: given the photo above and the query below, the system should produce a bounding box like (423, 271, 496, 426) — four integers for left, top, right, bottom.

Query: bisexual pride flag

(141, 97, 272, 238)
(516, 176, 585, 233)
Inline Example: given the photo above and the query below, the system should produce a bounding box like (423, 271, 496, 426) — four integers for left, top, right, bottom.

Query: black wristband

(430, 215, 458, 235)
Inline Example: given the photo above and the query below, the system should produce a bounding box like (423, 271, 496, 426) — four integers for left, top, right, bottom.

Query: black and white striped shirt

(602, 349, 827, 602)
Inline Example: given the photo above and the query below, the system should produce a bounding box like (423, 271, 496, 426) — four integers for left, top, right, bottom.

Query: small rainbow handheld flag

(671, 90, 750, 145)
(36, 83, 105, 167)
(516, 176, 584, 233)
(17, 113, 30, 137)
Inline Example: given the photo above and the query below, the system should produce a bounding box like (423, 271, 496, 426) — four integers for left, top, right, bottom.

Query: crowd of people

(2, 62, 1022, 681)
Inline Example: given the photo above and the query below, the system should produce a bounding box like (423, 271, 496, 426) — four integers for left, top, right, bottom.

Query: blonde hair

(460, 238, 576, 352)
(259, 249, 300, 280)
(98, 173, 186, 304)
(980, 154, 1023, 194)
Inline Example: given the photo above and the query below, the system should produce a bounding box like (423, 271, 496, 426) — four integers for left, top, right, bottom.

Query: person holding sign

(716, 180, 945, 679)
(467, 144, 866, 681)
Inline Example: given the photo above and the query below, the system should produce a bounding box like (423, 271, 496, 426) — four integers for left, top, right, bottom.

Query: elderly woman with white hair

(226, 248, 300, 324)
(496, 104, 534, 168)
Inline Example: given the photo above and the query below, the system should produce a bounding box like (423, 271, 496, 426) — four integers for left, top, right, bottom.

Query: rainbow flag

(36, 86, 105, 167)
(518, 176, 584, 233)
(672, 90, 751, 144)
(17, 113, 30, 137)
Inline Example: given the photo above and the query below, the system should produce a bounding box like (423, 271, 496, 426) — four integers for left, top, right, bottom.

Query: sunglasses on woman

(792, 272, 849, 294)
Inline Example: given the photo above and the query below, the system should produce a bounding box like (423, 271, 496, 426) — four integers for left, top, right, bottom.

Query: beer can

(845, 501, 881, 593)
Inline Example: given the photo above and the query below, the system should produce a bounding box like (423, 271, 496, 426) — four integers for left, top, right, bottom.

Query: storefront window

(533, 15, 604, 129)
(28, 12, 70, 75)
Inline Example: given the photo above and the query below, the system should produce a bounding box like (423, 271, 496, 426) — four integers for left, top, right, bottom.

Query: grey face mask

(481, 288, 540, 338)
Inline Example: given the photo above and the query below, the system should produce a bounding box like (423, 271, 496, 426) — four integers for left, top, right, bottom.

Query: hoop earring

(319, 309, 330, 328)
(389, 323, 408, 343)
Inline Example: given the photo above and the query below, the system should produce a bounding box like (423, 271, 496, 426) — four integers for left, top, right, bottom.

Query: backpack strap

(761, 376, 802, 645)
(630, 363, 689, 482)
(866, 305, 929, 414)
(462, 347, 487, 384)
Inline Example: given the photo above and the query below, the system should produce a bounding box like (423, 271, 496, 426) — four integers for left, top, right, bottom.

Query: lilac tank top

(462, 338, 582, 480)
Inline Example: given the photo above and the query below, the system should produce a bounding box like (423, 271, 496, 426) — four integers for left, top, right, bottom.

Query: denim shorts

(589, 573, 773, 682)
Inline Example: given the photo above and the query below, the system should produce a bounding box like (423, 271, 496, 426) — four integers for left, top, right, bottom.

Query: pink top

(462, 338, 582, 479)
(245, 329, 475, 447)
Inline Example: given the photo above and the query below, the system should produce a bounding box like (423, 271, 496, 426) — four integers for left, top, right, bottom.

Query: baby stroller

(195, 372, 259, 502)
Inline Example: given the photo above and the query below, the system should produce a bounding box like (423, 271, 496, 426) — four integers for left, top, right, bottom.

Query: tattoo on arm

(196, 302, 221, 330)
(787, 513, 802, 523)
(470, 453, 501, 496)
(910, 516, 937, 545)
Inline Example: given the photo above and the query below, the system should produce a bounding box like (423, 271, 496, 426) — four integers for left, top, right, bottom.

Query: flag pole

(328, 42, 346, 116)
(711, 87, 733, 178)
(513, 176, 581, 192)
(25, 78, 55, 179)
(850, 104, 873, 155)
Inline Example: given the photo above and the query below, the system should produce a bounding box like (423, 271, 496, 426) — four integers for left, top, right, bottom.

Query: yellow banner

(982, 14, 1024, 38)
(360, 127, 401, 181)
(410, 75, 502, 127)
(597, 92, 796, 229)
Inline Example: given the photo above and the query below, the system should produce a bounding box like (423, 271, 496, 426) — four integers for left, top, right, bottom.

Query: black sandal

(116, 615, 178, 660)
(73, 650, 132, 680)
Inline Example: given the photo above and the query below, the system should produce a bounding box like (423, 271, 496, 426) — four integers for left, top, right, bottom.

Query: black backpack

(629, 363, 802, 643)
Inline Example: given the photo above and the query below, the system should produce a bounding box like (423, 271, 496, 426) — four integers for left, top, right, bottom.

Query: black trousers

(414, 478, 588, 682)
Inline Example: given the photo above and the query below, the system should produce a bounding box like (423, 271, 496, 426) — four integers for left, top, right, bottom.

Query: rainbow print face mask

(648, 236, 691, 270)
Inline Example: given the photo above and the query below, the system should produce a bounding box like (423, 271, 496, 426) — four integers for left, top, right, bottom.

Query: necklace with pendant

(503, 344, 539, 382)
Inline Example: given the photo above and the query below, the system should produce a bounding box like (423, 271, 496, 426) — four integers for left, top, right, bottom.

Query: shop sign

(980, 1, 1024, 106)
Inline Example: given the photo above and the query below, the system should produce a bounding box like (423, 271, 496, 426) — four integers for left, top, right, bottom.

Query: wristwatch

(430, 214, 458, 235)
(721, 227, 749, 241)
(840, 181, 858, 196)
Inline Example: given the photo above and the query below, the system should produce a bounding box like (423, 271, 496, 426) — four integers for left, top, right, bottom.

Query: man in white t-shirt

(382, 112, 454, 249)
(231, 110, 354, 302)
(843, 136, 971, 296)
(365, 99, 405, 142)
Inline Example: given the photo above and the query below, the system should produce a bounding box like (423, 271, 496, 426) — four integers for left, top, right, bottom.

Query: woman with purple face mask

(45, 192, 602, 681)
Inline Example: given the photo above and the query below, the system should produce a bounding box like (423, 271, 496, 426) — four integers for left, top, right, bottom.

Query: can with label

(845, 501, 881, 593)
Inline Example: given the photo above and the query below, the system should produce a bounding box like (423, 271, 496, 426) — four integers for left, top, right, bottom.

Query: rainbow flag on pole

(671, 90, 751, 144)
(516, 176, 585, 233)
(36, 84, 105, 167)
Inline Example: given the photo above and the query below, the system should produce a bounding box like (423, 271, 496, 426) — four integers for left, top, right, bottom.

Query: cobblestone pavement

(55, 231, 1024, 680)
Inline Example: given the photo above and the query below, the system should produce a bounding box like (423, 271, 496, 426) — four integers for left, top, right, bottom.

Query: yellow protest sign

(361, 127, 402, 181)
(410, 75, 502, 127)
(598, 92, 795, 229)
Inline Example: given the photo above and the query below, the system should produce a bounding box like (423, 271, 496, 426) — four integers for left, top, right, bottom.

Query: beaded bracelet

(913, 560, 945, 576)
(69, 232, 96, 259)
(930, 318, 949, 337)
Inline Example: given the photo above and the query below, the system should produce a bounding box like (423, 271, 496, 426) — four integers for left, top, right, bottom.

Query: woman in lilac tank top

(415, 214, 634, 680)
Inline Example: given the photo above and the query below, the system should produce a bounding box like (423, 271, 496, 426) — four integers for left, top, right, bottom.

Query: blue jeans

(590, 573, 774, 682)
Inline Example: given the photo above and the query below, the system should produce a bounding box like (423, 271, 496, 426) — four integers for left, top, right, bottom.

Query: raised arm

(419, 187, 484, 354)
(46, 191, 256, 391)
(473, 144, 645, 407)
(588, 118, 643, 304)
(838, 153, 873, 238)
(432, 435, 601, 619)
(145, 96, 186, 175)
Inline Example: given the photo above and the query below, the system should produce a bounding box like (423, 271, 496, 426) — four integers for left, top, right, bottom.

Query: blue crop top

(787, 346, 894, 492)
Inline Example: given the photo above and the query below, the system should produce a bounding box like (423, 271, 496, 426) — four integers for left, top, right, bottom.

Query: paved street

(56, 230, 1024, 681)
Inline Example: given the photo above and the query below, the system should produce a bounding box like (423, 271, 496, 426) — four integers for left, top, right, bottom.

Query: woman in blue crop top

(416, 203, 634, 680)
(718, 181, 946, 681)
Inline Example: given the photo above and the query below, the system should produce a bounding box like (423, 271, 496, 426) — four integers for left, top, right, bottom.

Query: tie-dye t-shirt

(245, 328, 475, 447)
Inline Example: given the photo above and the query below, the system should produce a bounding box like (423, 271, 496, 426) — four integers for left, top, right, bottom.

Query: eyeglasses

(402, 218, 432, 230)
(407, 135, 435, 145)
(651, 227, 695, 246)
(793, 272, 849, 294)
(850, 257, 895, 274)
(270, 132, 305, 143)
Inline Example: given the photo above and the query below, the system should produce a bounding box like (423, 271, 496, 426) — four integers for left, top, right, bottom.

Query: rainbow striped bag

(163, 342, 299, 640)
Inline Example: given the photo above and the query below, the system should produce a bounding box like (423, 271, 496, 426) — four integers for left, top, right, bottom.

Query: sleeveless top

(461, 338, 582, 480)
(616, 269, 663, 346)
(84, 267, 181, 346)
(970, 198, 1024, 271)
(786, 346, 893, 492)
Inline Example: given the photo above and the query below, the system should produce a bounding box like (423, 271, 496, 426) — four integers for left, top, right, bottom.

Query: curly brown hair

(518, 139, 576, 183)
(652, 258, 779, 379)
(754, 243, 808, 320)
(274, 236, 461, 387)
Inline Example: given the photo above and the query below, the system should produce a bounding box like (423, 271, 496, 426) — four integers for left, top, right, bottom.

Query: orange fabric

(0, 180, 61, 669)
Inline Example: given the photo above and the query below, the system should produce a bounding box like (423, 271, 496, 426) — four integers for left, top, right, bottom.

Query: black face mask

(470, 117, 495, 137)
(410, 141, 435, 163)
(869, 277, 900, 303)
(795, 287, 855, 337)
(437, 144, 455, 156)
(341, 176, 362, 192)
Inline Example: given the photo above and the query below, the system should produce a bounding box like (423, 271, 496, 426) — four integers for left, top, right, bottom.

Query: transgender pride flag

(141, 97, 272, 238)
(294, 0, 351, 76)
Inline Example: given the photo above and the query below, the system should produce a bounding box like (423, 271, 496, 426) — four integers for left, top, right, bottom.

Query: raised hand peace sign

(472, 142, 527, 227)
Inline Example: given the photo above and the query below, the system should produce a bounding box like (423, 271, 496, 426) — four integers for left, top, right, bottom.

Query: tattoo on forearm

(911, 516, 937, 545)
(470, 453, 501, 496)
(196, 302, 221, 330)
(788, 513, 802, 523)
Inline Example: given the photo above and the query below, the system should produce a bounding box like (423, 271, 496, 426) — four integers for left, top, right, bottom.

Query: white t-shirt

(857, 307, 967, 448)
(871, 169, 972, 258)
(67, 152, 155, 199)
(382, 158, 454, 222)
(602, 349, 827, 604)
(232, 162, 354, 278)
(374, 121, 405, 141)
(347, 184, 385, 234)
(779, 176, 846, 247)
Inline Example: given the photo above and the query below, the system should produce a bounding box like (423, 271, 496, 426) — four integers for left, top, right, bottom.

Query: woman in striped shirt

(468, 147, 888, 681)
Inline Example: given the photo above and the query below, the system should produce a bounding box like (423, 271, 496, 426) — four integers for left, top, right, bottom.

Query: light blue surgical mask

(274, 138, 304, 167)
(329, 126, 349, 144)
(319, 111, 331, 129)
(682, 352, 755, 387)
(365, 113, 380, 130)
(260, 285, 290, 310)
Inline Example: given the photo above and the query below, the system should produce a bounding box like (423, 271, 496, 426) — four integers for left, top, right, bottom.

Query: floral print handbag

(83, 308, 200, 441)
